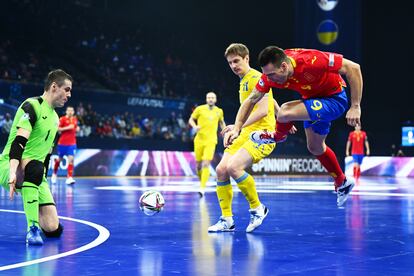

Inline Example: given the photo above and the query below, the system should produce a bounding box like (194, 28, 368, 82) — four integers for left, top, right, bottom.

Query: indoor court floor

(1, 175, 414, 275)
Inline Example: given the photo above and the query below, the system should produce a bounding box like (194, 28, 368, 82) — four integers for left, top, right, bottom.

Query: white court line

(276, 185, 398, 191)
(165, 180, 332, 185)
(281, 181, 332, 185)
(94, 186, 315, 194)
(161, 181, 398, 192)
(0, 209, 110, 271)
(350, 192, 414, 197)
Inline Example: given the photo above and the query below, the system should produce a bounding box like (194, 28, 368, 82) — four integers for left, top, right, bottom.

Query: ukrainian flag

(317, 19, 338, 45)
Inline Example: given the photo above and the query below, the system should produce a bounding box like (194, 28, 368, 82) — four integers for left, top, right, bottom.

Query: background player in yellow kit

(188, 92, 226, 197)
(208, 43, 280, 233)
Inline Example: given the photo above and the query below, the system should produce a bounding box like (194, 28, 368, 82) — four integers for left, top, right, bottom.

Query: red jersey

(256, 49, 347, 99)
(58, 116, 78, 145)
(348, 131, 367, 155)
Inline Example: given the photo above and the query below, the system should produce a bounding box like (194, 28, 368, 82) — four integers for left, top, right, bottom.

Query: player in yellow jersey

(208, 43, 285, 233)
(188, 92, 226, 197)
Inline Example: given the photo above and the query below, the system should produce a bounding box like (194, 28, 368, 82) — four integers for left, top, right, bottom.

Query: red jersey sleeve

(348, 132, 353, 141)
(324, 51, 343, 72)
(310, 51, 343, 74)
(255, 74, 271, 93)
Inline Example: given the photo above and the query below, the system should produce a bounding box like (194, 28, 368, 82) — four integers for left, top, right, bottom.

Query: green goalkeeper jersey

(1, 96, 59, 162)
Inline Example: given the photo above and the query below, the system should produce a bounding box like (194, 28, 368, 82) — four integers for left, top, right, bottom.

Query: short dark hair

(258, 46, 288, 68)
(44, 69, 73, 91)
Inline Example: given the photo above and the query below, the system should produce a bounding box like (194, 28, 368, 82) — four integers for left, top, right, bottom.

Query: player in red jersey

(225, 46, 363, 206)
(51, 106, 79, 185)
(346, 124, 370, 180)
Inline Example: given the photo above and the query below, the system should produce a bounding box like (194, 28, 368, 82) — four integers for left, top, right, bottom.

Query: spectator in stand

(130, 123, 141, 138)
(103, 120, 113, 137)
(1, 113, 13, 134)
(76, 102, 85, 117)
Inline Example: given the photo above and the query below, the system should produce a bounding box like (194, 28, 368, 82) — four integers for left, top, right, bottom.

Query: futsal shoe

(198, 189, 205, 198)
(51, 173, 57, 184)
(26, 225, 44, 246)
(246, 204, 269, 233)
(250, 130, 287, 145)
(337, 178, 355, 207)
(208, 217, 235, 232)
(65, 177, 75, 185)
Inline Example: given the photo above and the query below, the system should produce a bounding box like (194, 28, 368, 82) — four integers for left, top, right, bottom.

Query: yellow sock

(200, 167, 210, 189)
(235, 172, 261, 209)
(216, 180, 233, 217)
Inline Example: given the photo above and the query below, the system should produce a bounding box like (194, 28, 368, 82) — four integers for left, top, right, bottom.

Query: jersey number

(310, 100, 323, 111)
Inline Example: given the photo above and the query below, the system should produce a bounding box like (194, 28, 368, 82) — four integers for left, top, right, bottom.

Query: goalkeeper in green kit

(0, 69, 73, 245)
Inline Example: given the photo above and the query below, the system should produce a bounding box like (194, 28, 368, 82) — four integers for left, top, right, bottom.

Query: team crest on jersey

(22, 113, 30, 121)
(258, 79, 264, 87)
(303, 72, 316, 82)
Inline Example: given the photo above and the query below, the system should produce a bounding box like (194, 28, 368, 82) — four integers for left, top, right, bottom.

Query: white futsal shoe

(246, 204, 269, 233)
(250, 130, 289, 144)
(51, 173, 57, 184)
(208, 217, 235, 232)
(336, 178, 355, 207)
(250, 130, 275, 145)
(65, 177, 76, 185)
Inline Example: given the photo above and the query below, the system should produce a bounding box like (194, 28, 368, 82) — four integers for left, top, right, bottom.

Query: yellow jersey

(239, 69, 275, 134)
(191, 104, 224, 145)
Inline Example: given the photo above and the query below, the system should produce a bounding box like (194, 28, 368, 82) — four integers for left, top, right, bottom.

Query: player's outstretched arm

(9, 127, 31, 200)
(224, 88, 264, 147)
(339, 58, 363, 127)
(242, 94, 269, 128)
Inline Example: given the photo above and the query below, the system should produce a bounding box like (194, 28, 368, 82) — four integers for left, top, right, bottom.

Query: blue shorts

(57, 145, 77, 157)
(303, 90, 348, 135)
(352, 154, 364, 165)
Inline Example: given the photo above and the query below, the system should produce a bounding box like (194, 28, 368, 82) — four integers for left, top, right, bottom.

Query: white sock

(223, 216, 234, 224)
(253, 204, 264, 214)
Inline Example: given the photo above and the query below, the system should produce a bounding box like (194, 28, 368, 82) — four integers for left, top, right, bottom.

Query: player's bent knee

(278, 105, 294, 122)
(307, 144, 324, 156)
(42, 223, 64, 238)
(227, 163, 241, 178)
(216, 163, 227, 177)
(24, 160, 44, 185)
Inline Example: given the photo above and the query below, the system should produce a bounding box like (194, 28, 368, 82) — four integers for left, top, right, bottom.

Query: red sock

(53, 160, 60, 174)
(357, 167, 361, 178)
(316, 146, 346, 188)
(67, 163, 74, 178)
(274, 121, 293, 139)
(353, 166, 357, 178)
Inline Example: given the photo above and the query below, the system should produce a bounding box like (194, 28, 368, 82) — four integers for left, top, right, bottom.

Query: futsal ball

(139, 190, 165, 216)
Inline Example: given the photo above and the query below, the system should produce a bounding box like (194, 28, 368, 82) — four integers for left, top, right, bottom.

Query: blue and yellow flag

(317, 20, 338, 45)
